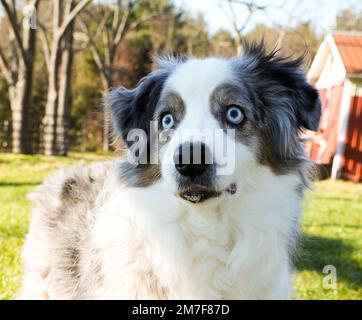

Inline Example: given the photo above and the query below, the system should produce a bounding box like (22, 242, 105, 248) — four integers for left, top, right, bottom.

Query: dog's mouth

(178, 185, 221, 203)
(177, 183, 238, 203)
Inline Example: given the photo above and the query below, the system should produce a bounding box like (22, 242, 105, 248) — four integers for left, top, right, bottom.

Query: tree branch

(82, 8, 111, 40)
(228, 0, 266, 11)
(237, 8, 254, 34)
(112, 1, 120, 32)
(72, 31, 89, 53)
(113, 0, 132, 47)
(0, 0, 27, 64)
(0, 46, 14, 84)
(103, 28, 111, 67)
(126, 13, 159, 34)
(28, 0, 40, 8)
(58, 0, 91, 40)
(38, 23, 51, 71)
(227, 0, 257, 33)
(98, 11, 112, 39)
(78, 19, 107, 82)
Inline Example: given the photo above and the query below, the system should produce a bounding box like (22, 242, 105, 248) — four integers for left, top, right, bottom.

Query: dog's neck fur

(90, 163, 302, 299)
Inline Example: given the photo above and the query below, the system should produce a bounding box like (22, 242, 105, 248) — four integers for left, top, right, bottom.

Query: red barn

(307, 32, 362, 182)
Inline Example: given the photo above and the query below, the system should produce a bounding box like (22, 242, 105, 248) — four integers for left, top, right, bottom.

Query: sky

(1, 0, 361, 36)
(172, 0, 362, 35)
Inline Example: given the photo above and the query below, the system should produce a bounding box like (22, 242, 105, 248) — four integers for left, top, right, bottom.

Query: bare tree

(41, 0, 91, 156)
(79, 0, 158, 151)
(273, 2, 299, 50)
(0, 0, 39, 154)
(219, 0, 266, 55)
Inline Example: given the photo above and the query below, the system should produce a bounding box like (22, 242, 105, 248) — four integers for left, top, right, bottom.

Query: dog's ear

(242, 42, 321, 131)
(291, 77, 321, 131)
(106, 69, 170, 147)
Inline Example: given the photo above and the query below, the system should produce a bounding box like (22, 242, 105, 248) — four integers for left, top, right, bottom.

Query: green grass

(0, 153, 361, 300)
(294, 181, 362, 299)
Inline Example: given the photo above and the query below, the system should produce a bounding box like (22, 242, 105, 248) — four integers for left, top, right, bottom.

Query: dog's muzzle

(174, 142, 211, 177)
(174, 142, 220, 203)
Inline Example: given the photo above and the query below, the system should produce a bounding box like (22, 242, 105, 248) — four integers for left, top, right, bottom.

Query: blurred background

(0, 0, 361, 300)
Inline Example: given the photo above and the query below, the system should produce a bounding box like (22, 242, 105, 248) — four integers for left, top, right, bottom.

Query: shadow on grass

(314, 196, 356, 203)
(295, 233, 362, 290)
(0, 182, 39, 187)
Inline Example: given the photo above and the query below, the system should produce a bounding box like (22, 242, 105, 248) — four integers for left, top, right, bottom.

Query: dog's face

(108, 43, 321, 205)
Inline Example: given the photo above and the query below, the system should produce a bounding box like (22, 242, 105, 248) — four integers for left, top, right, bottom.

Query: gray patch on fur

(23, 162, 115, 298)
(118, 161, 161, 188)
(105, 57, 186, 189)
(209, 82, 260, 147)
(154, 90, 186, 131)
(230, 42, 321, 176)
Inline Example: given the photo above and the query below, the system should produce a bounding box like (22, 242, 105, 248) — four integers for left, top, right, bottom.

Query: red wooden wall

(309, 83, 345, 164)
(341, 96, 362, 182)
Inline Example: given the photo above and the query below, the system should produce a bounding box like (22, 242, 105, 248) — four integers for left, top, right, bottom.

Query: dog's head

(107, 42, 321, 205)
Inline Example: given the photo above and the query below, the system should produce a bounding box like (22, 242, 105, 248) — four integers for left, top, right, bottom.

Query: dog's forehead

(164, 58, 234, 103)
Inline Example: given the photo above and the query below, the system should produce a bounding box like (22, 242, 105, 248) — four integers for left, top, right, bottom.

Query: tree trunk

(56, 2, 75, 156)
(103, 105, 110, 152)
(9, 2, 37, 154)
(43, 0, 89, 155)
(236, 33, 243, 56)
(102, 75, 112, 152)
(43, 39, 61, 156)
(9, 64, 33, 154)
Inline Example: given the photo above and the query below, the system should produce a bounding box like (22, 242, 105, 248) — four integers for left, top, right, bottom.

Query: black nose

(174, 142, 211, 177)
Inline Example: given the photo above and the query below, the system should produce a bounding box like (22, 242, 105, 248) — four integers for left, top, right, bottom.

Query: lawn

(0, 153, 361, 300)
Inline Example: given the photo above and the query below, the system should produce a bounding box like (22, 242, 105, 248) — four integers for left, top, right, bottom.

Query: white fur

(89, 166, 300, 299)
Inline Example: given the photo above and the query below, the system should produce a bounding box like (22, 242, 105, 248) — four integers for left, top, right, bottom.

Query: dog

(19, 42, 321, 299)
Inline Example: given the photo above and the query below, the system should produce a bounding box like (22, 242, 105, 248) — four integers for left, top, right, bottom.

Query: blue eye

(161, 113, 175, 129)
(226, 105, 244, 125)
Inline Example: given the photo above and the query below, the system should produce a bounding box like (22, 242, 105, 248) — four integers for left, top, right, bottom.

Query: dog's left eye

(226, 105, 244, 125)
(161, 113, 175, 129)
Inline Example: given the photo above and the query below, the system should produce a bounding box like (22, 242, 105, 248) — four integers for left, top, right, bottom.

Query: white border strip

(331, 80, 354, 179)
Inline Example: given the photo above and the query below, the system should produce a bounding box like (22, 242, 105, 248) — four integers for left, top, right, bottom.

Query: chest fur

(92, 180, 300, 299)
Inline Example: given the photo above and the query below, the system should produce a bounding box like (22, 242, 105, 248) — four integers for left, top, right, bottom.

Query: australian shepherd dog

(19, 42, 321, 299)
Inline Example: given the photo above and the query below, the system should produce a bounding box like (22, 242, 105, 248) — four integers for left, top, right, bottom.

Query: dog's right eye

(225, 105, 245, 126)
(161, 113, 175, 129)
